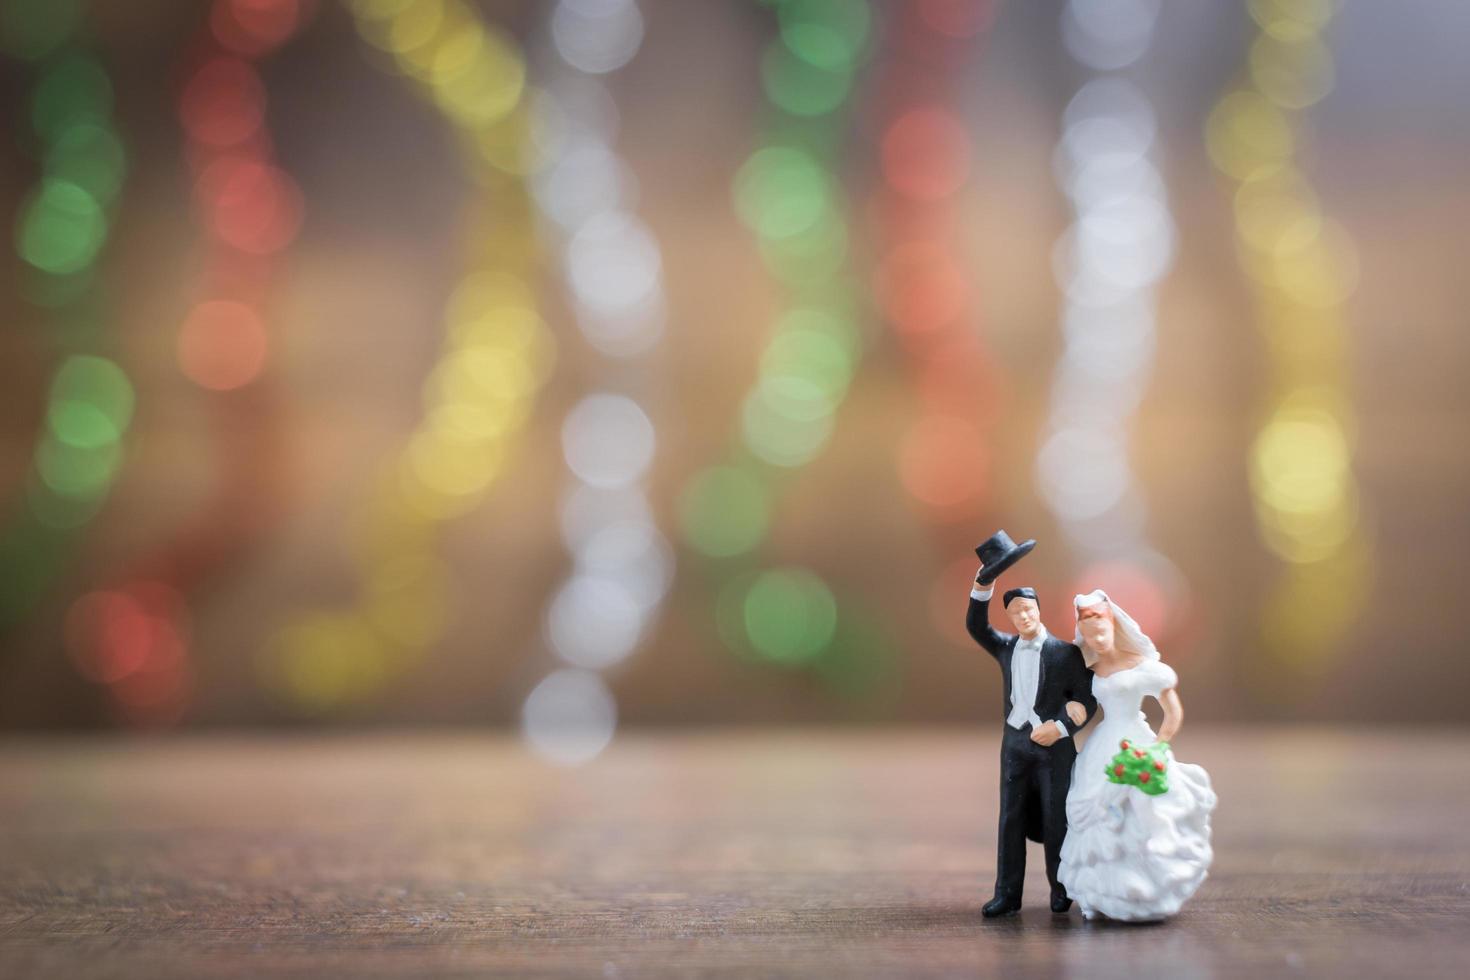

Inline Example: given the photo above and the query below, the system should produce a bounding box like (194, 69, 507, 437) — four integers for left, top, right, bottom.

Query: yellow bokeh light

(1216, 0, 1368, 685)
(1255, 486, 1358, 564)
(266, 614, 389, 713)
(427, 20, 484, 85)
(1249, 35, 1335, 109)
(349, 0, 417, 21)
(1247, 0, 1335, 44)
(434, 33, 526, 128)
(386, 0, 445, 57)
(424, 345, 535, 409)
(407, 427, 505, 497)
(270, 0, 549, 714)
(1270, 220, 1358, 308)
(447, 268, 535, 322)
(472, 109, 539, 175)
(1206, 90, 1295, 182)
(1250, 408, 1350, 513)
(1234, 168, 1322, 255)
(1258, 534, 1368, 672)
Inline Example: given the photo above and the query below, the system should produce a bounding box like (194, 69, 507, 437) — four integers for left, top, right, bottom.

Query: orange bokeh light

(879, 239, 969, 334)
(178, 299, 270, 390)
(900, 414, 988, 513)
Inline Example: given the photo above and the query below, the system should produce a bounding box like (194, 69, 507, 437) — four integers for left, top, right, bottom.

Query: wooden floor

(1, 728, 1467, 978)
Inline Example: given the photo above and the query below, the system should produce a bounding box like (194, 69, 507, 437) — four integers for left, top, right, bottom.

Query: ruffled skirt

(1058, 755, 1216, 922)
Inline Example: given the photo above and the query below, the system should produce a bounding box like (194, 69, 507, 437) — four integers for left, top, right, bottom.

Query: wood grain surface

(1, 728, 1467, 978)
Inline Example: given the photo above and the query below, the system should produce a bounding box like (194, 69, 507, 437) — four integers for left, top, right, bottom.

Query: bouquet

(1104, 738, 1170, 796)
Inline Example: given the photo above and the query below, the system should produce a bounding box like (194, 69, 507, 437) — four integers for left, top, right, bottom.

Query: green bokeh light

(46, 122, 126, 204)
(778, 0, 871, 71)
(48, 400, 121, 449)
(679, 465, 771, 558)
(812, 604, 901, 705)
(741, 382, 834, 467)
(17, 178, 107, 275)
(761, 323, 854, 404)
(715, 571, 760, 657)
(51, 355, 134, 429)
(761, 40, 852, 118)
(742, 567, 838, 664)
(734, 145, 829, 241)
(36, 435, 121, 499)
(0, 0, 84, 61)
(26, 476, 104, 530)
(757, 205, 848, 284)
(32, 53, 112, 142)
(776, 306, 861, 360)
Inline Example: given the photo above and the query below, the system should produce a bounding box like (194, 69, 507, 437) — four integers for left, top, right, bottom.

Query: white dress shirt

(972, 582, 1072, 739)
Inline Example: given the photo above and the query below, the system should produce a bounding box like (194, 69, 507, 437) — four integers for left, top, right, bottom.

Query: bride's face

(1078, 606, 1115, 653)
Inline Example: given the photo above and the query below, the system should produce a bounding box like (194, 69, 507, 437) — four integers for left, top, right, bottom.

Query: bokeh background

(1, 0, 1466, 754)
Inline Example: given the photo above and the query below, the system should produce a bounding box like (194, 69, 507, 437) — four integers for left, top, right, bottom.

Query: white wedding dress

(1058, 658, 1216, 922)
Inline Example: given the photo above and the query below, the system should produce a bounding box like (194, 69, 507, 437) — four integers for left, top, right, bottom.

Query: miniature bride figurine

(1057, 590, 1216, 922)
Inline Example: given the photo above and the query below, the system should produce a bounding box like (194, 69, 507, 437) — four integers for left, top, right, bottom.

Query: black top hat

(974, 529, 1037, 586)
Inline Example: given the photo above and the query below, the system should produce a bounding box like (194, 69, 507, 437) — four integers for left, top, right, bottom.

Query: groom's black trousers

(995, 722, 1077, 901)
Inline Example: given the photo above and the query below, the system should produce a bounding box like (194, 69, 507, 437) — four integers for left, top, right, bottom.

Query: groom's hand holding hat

(974, 529, 1037, 586)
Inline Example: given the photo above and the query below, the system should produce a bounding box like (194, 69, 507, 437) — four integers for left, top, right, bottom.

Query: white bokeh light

(546, 572, 647, 668)
(1061, 0, 1160, 71)
(535, 135, 636, 229)
(574, 520, 674, 611)
(559, 483, 655, 551)
(1037, 426, 1132, 522)
(551, 0, 645, 75)
(1040, 1, 1178, 577)
(561, 393, 656, 488)
(567, 211, 663, 316)
(523, 2, 670, 768)
(522, 669, 617, 766)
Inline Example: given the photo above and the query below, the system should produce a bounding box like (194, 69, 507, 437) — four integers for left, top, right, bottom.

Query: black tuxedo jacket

(965, 595, 1098, 736)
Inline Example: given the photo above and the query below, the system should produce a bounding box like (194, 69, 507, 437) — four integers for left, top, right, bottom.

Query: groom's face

(1006, 597, 1041, 638)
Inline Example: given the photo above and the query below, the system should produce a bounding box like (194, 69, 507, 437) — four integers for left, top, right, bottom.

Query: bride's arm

(1156, 687, 1183, 743)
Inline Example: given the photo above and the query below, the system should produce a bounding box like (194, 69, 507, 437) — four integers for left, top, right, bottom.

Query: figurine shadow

(815, 904, 1170, 933)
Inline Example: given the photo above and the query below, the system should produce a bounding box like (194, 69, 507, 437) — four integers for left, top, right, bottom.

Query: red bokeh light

(881, 106, 972, 201)
(66, 591, 151, 683)
(212, 0, 303, 57)
(916, 0, 997, 39)
(64, 583, 191, 695)
(196, 157, 304, 254)
(1070, 560, 1170, 644)
(180, 57, 266, 148)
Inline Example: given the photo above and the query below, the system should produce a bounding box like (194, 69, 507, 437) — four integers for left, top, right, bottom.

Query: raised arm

(964, 575, 1011, 659)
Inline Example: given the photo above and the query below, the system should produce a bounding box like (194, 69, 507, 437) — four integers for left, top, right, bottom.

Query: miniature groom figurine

(966, 531, 1098, 917)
